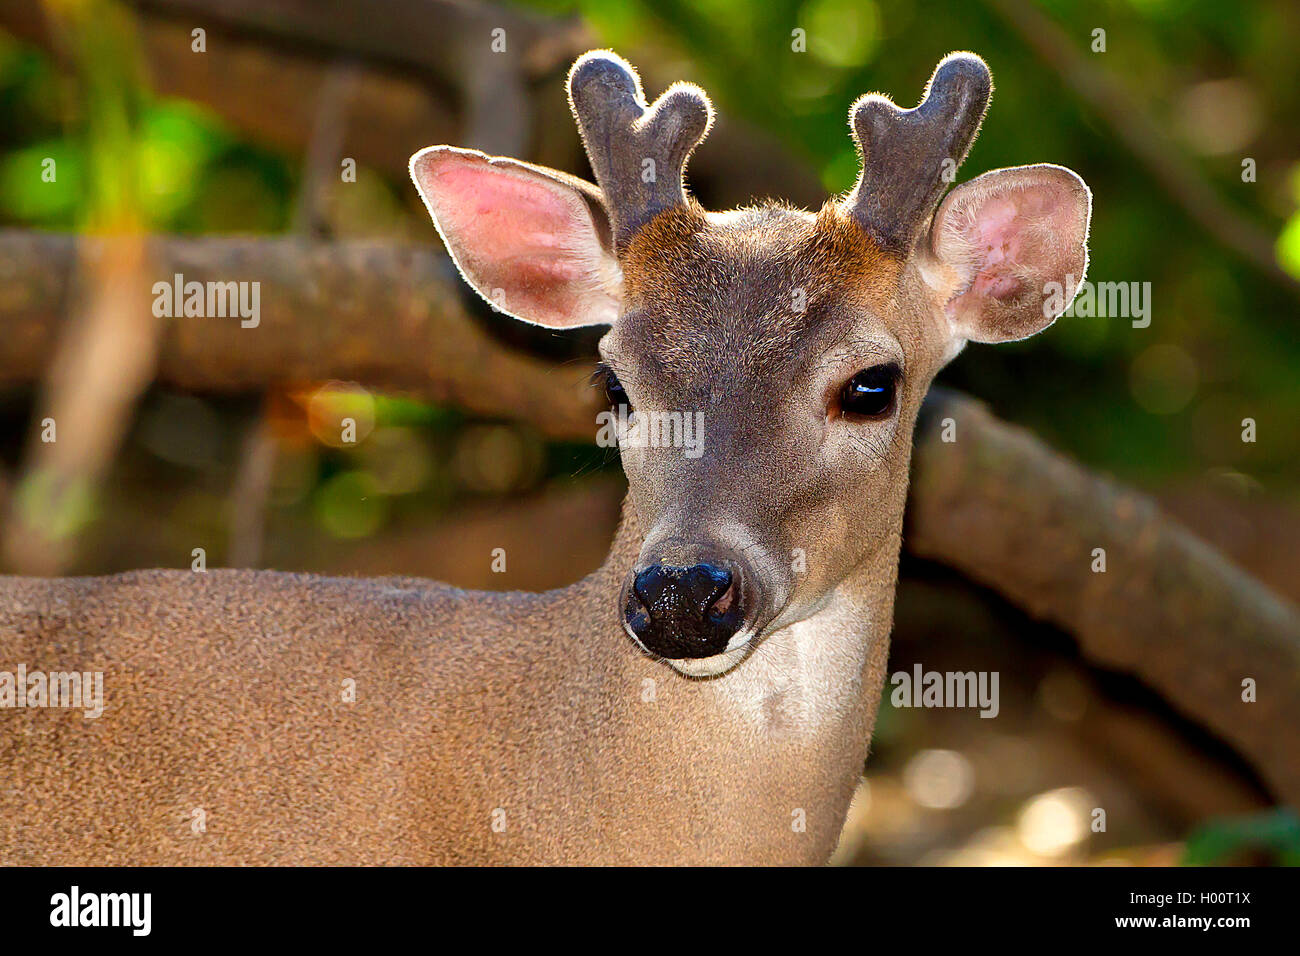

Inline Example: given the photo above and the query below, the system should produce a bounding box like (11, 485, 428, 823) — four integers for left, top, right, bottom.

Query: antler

(841, 52, 993, 253)
(567, 50, 714, 248)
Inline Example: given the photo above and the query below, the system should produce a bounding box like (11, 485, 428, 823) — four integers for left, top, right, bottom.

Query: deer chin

(664, 639, 754, 679)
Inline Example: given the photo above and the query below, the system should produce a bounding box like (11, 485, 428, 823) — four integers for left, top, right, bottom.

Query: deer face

(411, 51, 1090, 678)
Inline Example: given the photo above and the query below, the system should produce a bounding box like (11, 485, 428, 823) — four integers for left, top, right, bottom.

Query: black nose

(625, 562, 742, 659)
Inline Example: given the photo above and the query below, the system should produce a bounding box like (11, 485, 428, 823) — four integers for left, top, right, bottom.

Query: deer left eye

(598, 365, 632, 412)
(839, 364, 900, 418)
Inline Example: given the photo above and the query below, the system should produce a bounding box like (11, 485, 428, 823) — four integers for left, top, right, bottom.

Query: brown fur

(1, 504, 885, 864)
(0, 201, 922, 865)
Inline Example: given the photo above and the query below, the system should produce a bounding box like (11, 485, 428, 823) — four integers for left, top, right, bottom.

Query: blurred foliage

(1181, 808, 1300, 865)
(0, 26, 292, 233)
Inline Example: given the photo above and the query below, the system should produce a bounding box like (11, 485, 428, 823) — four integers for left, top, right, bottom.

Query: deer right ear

(409, 146, 622, 328)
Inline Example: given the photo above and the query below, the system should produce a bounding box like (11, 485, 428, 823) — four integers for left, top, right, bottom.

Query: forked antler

(841, 52, 993, 253)
(567, 50, 714, 247)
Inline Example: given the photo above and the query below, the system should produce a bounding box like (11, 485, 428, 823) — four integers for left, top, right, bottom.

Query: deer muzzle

(621, 534, 771, 667)
(626, 561, 740, 659)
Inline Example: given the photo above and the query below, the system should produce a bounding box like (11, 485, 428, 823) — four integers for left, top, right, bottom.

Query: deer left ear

(922, 164, 1091, 343)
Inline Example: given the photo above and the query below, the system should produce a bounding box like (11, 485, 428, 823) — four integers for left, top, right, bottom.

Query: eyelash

(594, 362, 631, 410)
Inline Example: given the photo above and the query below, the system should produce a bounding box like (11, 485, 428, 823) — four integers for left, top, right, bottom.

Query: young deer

(1, 51, 1088, 865)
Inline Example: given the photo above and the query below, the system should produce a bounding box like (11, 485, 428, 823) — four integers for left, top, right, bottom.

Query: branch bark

(909, 389, 1300, 805)
(130, 0, 587, 86)
(0, 230, 604, 440)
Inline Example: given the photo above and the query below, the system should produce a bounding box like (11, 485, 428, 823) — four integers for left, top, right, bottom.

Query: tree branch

(909, 389, 1300, 805)
(130, 0, 587, 85)
(0, 230, 604, 440)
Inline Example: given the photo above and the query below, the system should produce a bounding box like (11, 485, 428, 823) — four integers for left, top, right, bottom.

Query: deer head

(411, 50, 1090, 678)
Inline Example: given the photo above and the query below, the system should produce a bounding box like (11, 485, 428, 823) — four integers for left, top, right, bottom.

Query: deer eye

(839, 364, 900, 419)
(597, 365, 632, 412)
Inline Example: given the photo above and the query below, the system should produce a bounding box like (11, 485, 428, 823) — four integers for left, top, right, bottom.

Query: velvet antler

(841, 53, 993, 253)
(567, 50, 714, 248)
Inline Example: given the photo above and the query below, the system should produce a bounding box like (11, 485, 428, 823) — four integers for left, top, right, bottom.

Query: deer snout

(624, 560, 743, 659)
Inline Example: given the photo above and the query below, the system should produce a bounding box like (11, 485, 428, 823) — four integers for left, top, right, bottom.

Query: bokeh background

(0, 0, 1296, 865)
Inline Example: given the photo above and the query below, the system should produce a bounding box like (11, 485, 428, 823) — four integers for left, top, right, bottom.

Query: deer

(0, 50, 1089, 866)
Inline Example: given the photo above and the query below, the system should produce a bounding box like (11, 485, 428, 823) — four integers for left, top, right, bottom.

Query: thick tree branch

(126, 0, 587, 159)
(910, 389, 1300, 805)
(0, 230, 604, 440)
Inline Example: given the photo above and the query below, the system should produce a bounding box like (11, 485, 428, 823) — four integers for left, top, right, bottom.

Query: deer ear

(922, 164, 1091, 344)
(410, 146, 622, 328)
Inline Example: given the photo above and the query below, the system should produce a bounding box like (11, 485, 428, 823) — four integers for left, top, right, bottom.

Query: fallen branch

(0, 230, 604, 440)
(909, 389, 1300, 805)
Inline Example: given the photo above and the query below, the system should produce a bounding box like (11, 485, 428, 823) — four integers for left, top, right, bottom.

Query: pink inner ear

(932, 166, 1090, 343)
(963, 195, 1024, 302)
(433, 161, 586, 280)
(414, 151, 618, 328)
